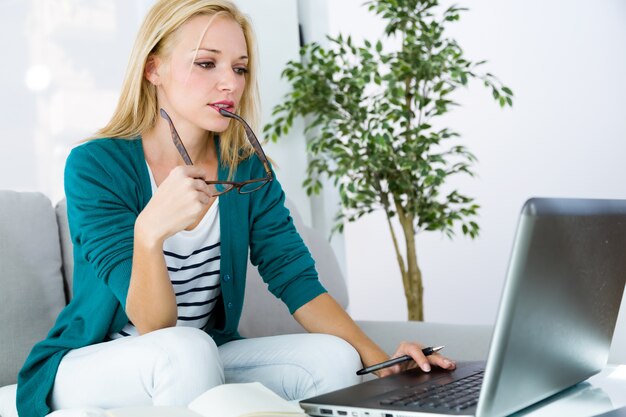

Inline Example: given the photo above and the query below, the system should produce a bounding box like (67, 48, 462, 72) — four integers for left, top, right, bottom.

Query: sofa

(0, 190, 496, 416)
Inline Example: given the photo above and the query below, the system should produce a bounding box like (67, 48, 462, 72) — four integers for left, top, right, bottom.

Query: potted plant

(263, 0, 513, 321)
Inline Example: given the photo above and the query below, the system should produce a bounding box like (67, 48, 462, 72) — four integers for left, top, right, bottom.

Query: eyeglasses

(159, 108, 273, 197)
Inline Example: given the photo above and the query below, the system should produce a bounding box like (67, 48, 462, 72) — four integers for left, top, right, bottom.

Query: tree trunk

(402, 218, 424, 321)
(390, 200, 424, 321)
(405, 251, 424, 321)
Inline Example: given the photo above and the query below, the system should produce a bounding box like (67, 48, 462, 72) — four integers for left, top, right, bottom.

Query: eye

(234, 67, 248, 75)
(195, 61, 215, 69)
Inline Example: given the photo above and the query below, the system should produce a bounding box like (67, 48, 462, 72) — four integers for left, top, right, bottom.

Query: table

(513, 365, 626, 416)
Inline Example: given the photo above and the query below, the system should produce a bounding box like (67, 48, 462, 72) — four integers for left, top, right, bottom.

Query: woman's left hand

(375, 341, 456, 378)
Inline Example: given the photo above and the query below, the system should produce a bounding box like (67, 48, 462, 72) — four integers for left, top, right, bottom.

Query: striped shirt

(108, 163, 221, 339)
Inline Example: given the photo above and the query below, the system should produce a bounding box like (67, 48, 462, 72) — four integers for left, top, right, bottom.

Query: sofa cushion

(0, 191, 67, 386)
(56, 199, 74, 301)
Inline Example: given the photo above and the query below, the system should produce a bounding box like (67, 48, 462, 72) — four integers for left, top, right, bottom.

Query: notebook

(300, 198, 626, 417)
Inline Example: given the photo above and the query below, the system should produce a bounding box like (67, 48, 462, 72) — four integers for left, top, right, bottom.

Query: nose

(216, 66, 237, 92)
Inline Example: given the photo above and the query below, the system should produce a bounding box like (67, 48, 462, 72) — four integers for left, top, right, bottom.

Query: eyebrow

(195, 48, 248, 60)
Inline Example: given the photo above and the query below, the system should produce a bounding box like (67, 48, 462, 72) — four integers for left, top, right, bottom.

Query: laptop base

(301, 361, 485, 417)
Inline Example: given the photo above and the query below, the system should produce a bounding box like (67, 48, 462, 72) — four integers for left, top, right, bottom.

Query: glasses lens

(239, 180, 269, 194)
(207, 183, 235, 196)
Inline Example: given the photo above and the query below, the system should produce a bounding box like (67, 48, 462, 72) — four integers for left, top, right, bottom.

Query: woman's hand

(375, 341, 456, 378)
(136, 165, 212, 246)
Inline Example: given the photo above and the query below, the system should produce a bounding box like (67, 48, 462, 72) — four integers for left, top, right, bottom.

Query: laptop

(300, 198, 626, 417)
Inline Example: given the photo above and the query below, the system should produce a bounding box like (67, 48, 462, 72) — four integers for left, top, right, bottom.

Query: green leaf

(263, 0, 510, 244)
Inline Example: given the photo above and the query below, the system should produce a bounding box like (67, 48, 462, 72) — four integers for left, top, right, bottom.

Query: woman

(17, 1, 455, 416)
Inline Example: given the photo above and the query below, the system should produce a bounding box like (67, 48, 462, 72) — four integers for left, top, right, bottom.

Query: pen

(356, 346, 445, 375)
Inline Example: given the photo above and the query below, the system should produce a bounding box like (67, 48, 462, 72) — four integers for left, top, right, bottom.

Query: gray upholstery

(55, 199, 73, 302)
(0, 191, 66, 386)
(358, 321, 492, 361)
(0, 190, 496, 391)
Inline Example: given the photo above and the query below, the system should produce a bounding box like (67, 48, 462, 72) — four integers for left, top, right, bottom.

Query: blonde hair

(92, 0, 260, 172)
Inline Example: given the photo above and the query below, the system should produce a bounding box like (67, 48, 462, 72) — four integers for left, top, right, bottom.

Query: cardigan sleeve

(247, 161, 327, 314)
(64, 141, 146, 309)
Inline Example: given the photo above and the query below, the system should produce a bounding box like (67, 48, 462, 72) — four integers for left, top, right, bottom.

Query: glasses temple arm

(160, 108, 194, 165)
(219, 109, 273, 178)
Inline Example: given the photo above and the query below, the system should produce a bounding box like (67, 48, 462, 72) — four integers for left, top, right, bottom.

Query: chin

(195, 118, 228, 134)
(200, 111, 231, 133)
(205, 122, 230, 133)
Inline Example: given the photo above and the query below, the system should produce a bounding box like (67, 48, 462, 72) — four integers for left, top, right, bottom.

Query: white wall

(315, 0, 626, 325)
(236, 0, 313, 225)
(0, 0, 144, 203)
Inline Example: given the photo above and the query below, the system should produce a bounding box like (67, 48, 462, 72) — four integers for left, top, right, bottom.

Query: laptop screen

(478, 198, 626, 417)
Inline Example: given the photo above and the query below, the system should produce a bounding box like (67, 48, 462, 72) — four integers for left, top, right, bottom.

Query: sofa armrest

(356, 320, 493, 362)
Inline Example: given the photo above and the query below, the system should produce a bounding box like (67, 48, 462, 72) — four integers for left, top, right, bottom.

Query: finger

(179, 165, 208, 180)
(197, 191, 210, 205)
(192, 178, 211, 194)
(428, 353, 456, 370)
(376, 364, 401, 378)
(402, 344, 431, 373)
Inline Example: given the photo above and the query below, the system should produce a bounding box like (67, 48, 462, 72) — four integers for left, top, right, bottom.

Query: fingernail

(422, 363, 431, 372)
(443, 360, 452, 367)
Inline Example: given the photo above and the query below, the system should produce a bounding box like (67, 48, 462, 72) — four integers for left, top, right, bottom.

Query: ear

(145, 55, 162, 86)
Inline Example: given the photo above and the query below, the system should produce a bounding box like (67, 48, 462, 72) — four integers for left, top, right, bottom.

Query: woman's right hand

(135, 165, 212, 246)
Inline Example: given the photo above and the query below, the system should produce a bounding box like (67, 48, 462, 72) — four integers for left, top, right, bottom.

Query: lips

(209, 100, 235, 114)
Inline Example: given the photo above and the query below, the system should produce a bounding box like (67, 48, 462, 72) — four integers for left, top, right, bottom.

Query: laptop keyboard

(379, 370, 484, 411)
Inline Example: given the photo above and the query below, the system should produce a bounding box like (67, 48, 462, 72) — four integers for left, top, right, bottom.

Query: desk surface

(512, 364, 626, 417)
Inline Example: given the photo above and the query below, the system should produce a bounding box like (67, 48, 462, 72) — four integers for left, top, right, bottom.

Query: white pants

(50, 327, 362, 411)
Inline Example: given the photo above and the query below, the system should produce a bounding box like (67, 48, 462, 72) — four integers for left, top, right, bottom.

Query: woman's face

(152, 14, 248, 133)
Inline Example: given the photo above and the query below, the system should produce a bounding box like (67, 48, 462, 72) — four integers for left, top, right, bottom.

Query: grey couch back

(0, 191, 348, 386)
(0, 191, 67, 386)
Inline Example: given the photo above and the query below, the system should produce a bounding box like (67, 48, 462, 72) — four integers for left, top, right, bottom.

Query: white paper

(105, 406, 202, 417)
(188, 382, 306, 417)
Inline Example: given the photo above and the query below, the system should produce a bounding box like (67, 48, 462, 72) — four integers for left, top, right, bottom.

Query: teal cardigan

(17, 138, 326, 417)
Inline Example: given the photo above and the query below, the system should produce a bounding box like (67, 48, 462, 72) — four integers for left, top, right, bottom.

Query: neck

(143, 116, 215, 167)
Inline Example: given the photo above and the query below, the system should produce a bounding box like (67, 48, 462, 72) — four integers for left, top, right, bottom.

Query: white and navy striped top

(108, 164, 221, 339)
